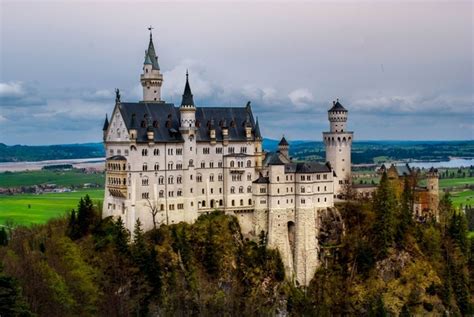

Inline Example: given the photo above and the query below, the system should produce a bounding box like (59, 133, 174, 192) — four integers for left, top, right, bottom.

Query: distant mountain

(1, 139, 472, 163)
(0, 143, 104, 162)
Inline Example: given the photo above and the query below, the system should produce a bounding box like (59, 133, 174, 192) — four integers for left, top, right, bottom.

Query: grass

(0, 189, 104, 226)
(450, 189, 474, 208)
(0, 169, 104, 188)
(439, 177, 474, 189)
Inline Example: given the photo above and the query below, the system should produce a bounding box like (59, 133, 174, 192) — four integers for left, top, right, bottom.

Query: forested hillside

(0, 143, 104, 162)
(0, 175, 473, 316)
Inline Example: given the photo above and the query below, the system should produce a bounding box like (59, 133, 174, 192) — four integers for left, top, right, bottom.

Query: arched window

(168, 162, 173, 170)
(240, 199, 243, 206)
(159, 190, 164, 198)
(177, 189, 183, 196)
(142, 163, 148, 171)
(154, 163, 159, 171)
(177, 176, 182, 184)
(159, 176, 164, 185)
(231, 186, 235, 194)
(232, 200, 235, 206)
(239, 186, 244, 193)
(201, 161, 205, 168)
(168, 176, 174, 184)
(230, 161, 235, 168)
(142, 149, 148, 156)
(247, 186, 252, 193)
(248, 199, 252, 205)
(247, 160, 252, 167)
(189, 159, 194, 167)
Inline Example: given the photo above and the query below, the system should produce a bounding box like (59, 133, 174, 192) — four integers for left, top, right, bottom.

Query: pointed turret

(146, 31, 160, 70)
(180, 71, 195, 107)
(140, 27, 163, 102)
(254, 117, 262, 140)
(102, 114, 109, 131)
(278, 136, 289, 159)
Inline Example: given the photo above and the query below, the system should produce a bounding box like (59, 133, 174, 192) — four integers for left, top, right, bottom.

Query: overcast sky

(0, 0, 472, 145)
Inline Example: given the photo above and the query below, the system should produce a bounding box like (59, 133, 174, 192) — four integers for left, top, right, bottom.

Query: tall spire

(254, 117, 262, 139)
(146, 26, 160, 70)
(102, 114, 109, 131)
(180, 70, 195, 107)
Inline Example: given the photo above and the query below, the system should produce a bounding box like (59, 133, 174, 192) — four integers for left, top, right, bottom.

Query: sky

(0, 0, 473, 145)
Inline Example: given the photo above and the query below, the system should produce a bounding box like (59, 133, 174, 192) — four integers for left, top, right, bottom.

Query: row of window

(109, 149, 129, 156)
(230, 186, 252, 194)
(139, 160, 252, 171)
(107, 162, 126, 171)
(108, 177, 126, 186)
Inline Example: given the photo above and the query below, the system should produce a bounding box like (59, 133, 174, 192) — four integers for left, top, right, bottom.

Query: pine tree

(113, 217, 130, 255)
(0, 228, 8, 246)
(396, 177, 413, 247)
(372, 171, 397, 258)
(76, 195, 96, 237)
(131, 219, 148, 268)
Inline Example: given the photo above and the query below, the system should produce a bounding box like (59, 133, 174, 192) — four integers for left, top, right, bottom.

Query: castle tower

(278, 136, 289, 160)
(179, 72, 198, 222)
(427, 167, 439, 220)
(140, 28, 163, 102)
(323, 99, 353, 196)
(254, 118, 263, 170)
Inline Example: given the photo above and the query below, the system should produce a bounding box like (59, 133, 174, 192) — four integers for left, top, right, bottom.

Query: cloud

(0, 81, 46, 107)
(0, 81, 24, 97)
(288, 88, 315, 108)
(351, 93, 474, 115)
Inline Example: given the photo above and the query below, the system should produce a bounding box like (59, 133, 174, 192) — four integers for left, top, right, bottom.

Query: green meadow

(0, 189, 104, 226)
(0, 169, 104, 188)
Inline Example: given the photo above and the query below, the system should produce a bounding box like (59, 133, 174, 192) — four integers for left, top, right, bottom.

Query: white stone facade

(102, 33, 353, 286)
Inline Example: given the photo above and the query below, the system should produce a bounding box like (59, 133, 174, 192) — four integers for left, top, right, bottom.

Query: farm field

(0, 189, 104, 226)
(450, 189, 474, 208)
(0, 169, 104, 188)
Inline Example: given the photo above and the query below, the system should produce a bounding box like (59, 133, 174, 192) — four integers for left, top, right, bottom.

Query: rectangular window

(177, 203, 184, 210)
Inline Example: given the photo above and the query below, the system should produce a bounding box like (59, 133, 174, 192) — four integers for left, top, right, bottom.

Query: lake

(0, 158, 106, 172)
(398, 158, 474, 169)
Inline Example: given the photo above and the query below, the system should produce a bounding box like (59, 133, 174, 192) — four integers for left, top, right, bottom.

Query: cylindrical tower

(427, 167, 439, 220)
(323, 99, 353, 196)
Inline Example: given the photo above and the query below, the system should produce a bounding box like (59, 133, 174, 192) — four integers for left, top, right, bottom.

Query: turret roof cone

(180, 71, 195, 107)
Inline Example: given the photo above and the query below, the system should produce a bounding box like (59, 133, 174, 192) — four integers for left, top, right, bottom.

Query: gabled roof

(116, 102, 260, 143)
(285, 162, 331, 174)
(253, 173, 270, 184)
(279, 136, 289, 146)
(263, 152, 286, 165)
(394, 164, 412, 176)
(329, 99, 347, 112)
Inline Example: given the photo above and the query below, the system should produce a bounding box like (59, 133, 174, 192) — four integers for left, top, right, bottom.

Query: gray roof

(145, 33, 160, 70)
(263, 152, 286, 165)
(181, 72, 195, 107)
(102, 114, 109, 131)
(394, 164, 412, 176)
(253, 173, 270, 184)
(108, 155, 126, 161)
(329, 100, 347, 112)
(285, 162, 331, 174)
(254, 117, 262, 139)
(279, 136, 289, 146)
(117, 102, 259, 143)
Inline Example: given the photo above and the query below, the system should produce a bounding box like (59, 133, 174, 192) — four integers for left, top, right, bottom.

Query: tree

(113, 217, 130, 255)
(76, 195, 96, 237)
(0, 273, 33, 316)
(131, 219, 148, 268)
(372, 171, 397, 258)
(0, 227, 8, 246)
(145, 198, 164, 229)
(67, 209, 80, 240)
(396, 177, 413, 247)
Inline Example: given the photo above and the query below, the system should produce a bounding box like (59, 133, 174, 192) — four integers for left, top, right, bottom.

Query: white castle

(102, 31, 353, 285)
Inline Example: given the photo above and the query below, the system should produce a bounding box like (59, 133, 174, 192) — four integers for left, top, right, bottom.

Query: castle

(102, 30, 353, 285)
